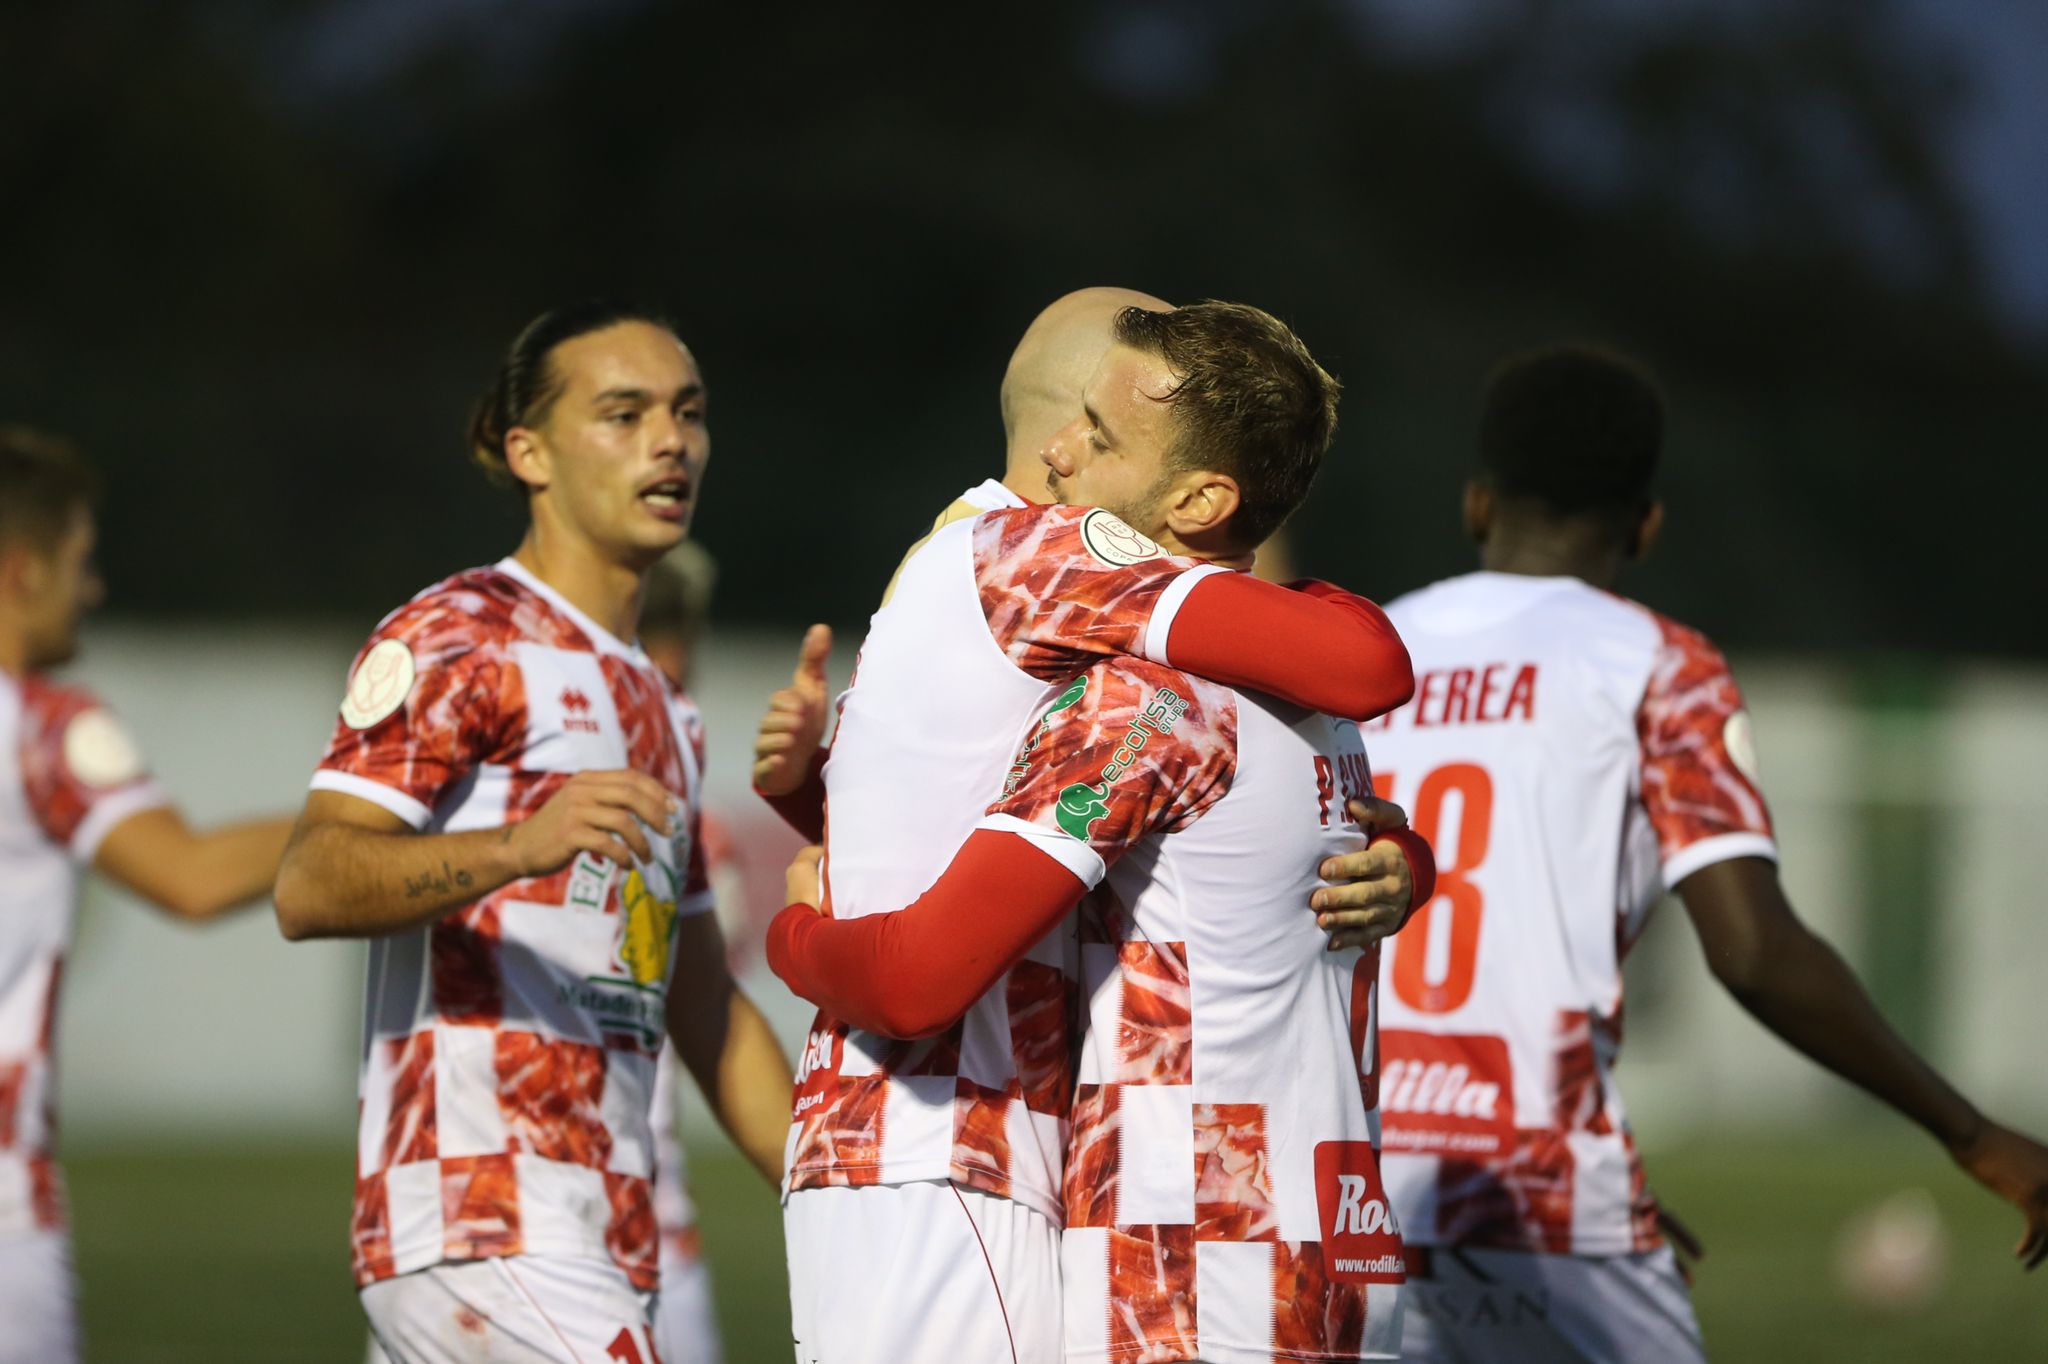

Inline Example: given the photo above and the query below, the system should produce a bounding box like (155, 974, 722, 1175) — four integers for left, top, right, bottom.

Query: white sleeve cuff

(1143, 563, 1227, 665)
(71, 783, 171, 863)
(1662, 831, 1777, 892)
(976, 813, 1106, 890)
(309, 769, 434, 830)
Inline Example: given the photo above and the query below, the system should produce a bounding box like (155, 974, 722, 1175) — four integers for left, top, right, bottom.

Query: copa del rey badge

(341, 638, 418, 730)
(1079, 509, 1164, 567)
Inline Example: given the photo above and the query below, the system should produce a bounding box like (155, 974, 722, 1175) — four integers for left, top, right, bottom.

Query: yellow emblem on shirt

(619, 867, 678, 986)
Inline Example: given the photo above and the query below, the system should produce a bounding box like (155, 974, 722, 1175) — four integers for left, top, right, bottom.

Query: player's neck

(1478, 522, 1624, 589)
(0, 615, 31, 679)
(1000, 466, 1053, 505)
(510, 528, 647, 644)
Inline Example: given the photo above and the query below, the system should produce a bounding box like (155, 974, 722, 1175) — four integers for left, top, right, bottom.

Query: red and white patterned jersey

(1365, 572, 1776, 1256)
(785, 489, 1228, 1224)
(987, 656, 1403, 1363)
(0, 670, 166, 1235)
(311, 558, 713, 1290)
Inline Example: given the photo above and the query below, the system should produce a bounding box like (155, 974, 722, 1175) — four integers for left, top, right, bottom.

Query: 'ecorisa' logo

(1079, 509, 1163, 566)
(1055, 782, 1111, 840)
(1005, 675, 1091, 796)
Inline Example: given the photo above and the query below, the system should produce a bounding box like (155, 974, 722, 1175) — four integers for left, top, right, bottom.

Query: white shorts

(654, 1238, 722, 1364)
(0, 1228, 79, 1364)
(360, 1254, 659, 1364)
(785, 1181, 1061, 1364)
(1398, 1245, 1704, 1364)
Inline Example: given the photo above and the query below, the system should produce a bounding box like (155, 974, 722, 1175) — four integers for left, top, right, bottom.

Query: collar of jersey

(494, 556, 650, 662)
(963, 477, 1029, 511)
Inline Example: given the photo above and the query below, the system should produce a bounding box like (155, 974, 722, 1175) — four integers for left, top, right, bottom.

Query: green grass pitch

(66, 1131, 2045, 1361)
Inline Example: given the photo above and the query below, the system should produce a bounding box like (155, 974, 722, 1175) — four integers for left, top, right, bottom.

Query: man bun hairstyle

(0, 426, 100, 553)
(1479, 344, 1663, 524)
(1113, 301, 1340, 550)
(468, 298, 678, 487)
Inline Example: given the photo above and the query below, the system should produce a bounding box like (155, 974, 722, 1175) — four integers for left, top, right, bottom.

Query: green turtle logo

(1056, 781, 1112, 840)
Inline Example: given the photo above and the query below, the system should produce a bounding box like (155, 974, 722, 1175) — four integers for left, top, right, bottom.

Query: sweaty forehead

(1090, 343, 1178, 410)
(555, 322, 699, 399)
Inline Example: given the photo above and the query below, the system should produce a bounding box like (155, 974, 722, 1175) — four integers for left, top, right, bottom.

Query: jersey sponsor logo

(1056, 782, 1112, 840)
(790, 1022, 846, 1118)
(1054, 686, 1191, 841)
(340, 638, 417, 730)
(1314, 1141, 1405, 1282)
(61, 709, 145, 788)
(1378, 1030, 1516, 1157)
(1078, 508, 1163, 567)
(1724, 708, 1761, 786)
(566, 853, 613, 911)
(561, 687, 603, 734)
(618, 865, 679, 987)
(1005, 675, 1090, 796)
(793, 1026, 837, 1087)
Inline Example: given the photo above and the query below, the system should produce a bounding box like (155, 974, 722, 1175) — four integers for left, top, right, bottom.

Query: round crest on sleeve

(341, 638, 418, 730)
(1080, 509, 1164, 567)
(1723, 709, 1762, 786)
(63, 709, 145, 788)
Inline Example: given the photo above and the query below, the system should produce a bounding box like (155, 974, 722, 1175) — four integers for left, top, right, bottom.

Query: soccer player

(0, 427, 294, 1364)
(273, 302, 790, 1363)
(1364, 344, 2048, 1363)
(769, 302, 1429, 1361)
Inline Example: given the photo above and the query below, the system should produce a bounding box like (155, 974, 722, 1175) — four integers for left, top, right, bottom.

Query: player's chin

(629, 499, 694, 542)
(33, 627, 81, 669)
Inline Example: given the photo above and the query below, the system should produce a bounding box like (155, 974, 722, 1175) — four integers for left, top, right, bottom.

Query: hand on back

(1313, 797, 1415, 952)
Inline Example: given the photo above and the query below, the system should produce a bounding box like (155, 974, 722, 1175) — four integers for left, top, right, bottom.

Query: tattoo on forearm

(403, 860, 476, 899)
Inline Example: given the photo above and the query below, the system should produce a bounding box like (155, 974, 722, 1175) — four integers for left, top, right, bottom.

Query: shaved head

(1000, 286, 1171, 490)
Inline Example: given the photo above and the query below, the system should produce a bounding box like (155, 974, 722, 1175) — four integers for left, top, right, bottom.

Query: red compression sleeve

(756, 746, 828, 843)
(1371, 826, 1436, 931)
(1165, 576, 1415, 722)
(765, 829, 1086, 1039)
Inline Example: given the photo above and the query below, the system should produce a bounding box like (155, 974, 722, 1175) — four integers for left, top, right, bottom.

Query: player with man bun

(276, 302, 789, 1363)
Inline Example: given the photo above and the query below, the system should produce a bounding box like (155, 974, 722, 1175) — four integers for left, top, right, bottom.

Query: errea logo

(561, 687, 602, 734)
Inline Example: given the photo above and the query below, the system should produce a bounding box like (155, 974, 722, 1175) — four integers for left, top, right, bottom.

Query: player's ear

(503, 426, 551, 493)
(0, 540, 46, 603)
(1462, 480, 1494, 546)
(1627, 501, 1664, 560)
(1167, 471, 1240, 541)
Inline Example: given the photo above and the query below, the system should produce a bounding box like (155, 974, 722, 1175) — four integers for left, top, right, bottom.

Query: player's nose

(1042, 424, 1081, 477)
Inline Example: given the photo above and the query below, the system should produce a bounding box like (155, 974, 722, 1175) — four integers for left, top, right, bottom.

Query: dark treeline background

(3, 0, 2042, 657)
